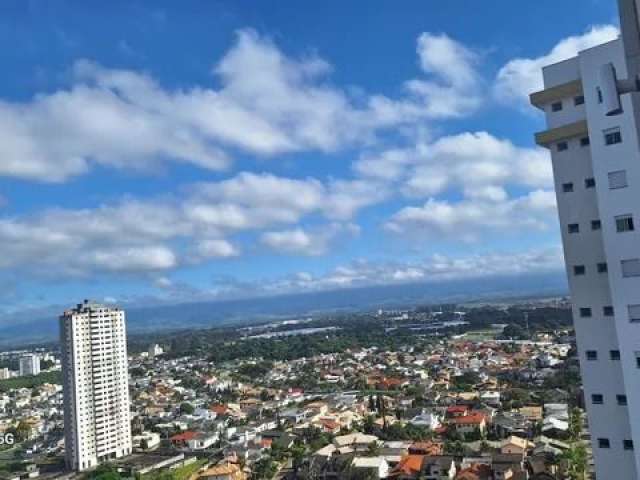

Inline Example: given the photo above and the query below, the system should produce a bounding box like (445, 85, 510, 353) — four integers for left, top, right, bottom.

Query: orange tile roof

(320, 419, 341, 431)
(451, 412, 486, 425)
(171, 431, 198, 442)
(455, 464, 492, 480)
(447, 405, 470, 414)
(210, 405, 228, 415)
(390, 455, 424, 477)
(409, 442, 444, 456)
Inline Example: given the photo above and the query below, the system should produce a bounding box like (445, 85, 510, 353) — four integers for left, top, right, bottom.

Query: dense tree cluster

(0, 371, 62, 392)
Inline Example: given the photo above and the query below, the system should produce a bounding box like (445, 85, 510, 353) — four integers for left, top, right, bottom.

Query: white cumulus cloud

(495, 25, 619, 107)
(386, 190, 558, 241)
(0, 29, 487, 183)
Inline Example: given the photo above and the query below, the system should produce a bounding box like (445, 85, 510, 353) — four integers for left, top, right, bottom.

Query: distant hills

(0, 272, 568, 348)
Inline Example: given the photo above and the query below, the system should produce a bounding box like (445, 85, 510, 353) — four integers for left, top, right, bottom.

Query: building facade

(18, 354, 40, 377)
(531, 1, 640, 477)
(60, 300, 132, 472)
(148, 343, 164, 358)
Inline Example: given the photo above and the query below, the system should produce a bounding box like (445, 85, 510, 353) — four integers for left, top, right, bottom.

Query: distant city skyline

(0, 0, 621, 323)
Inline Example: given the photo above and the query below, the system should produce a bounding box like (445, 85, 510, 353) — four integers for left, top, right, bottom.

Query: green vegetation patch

(0, 371, 62, 392)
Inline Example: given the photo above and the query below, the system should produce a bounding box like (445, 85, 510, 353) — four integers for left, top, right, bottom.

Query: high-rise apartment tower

(19, 354, 40, 377)
(60, 300, 132, 471)
(532, 1, 640, 477)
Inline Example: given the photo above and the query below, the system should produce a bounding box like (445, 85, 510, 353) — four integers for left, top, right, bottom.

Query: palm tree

(561, 443, 587, 480)
(562, 408, 587, 480)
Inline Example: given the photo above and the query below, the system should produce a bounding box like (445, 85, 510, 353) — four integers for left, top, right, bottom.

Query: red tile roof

(171, 431, 198, 442)
(210, 405, 228, 415)
(408, 441, 444, 456)
(451, 412, 486, 425)
(320, 419, 341, 431)
(455, 464, 492, 480)
(447, 405, 471, 415)
(389, 455, 424, 477)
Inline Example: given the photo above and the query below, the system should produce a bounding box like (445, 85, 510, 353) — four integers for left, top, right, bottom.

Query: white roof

(353, 457, 387, 468)
(314, 444, 336, 457)
(334, 433, 379, 447)
(542, 417, 569, 431)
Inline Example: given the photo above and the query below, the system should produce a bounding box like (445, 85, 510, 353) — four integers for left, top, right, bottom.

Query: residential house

(199, 463, 246, 480)
(451, 413, 487, 436)
(352, 457, 390, 479)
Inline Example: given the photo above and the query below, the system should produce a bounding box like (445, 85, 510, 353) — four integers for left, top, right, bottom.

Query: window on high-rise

(617, 394, 628, 406)
(574, 95, 585, 106)
(580, 307, 592, 318)
(592, 394, 604, 404)
(616, 215, 635, 233)
(563, 182, 574, 193)
(580, 136, 590, 147)
(622, 259, 640, 277)
(586, 350, 598, 361)
(585, 178, 596, 189)
(608, 170, 628, 189)
(610, 350, 621, 361)
(598, 438, 611, 449)
(597, 262, 608, 273)
(551, 101, 563, 112)
(604, 128, 622, 145)
(557, 141, 569, 152)
(603, 306, 615, 317)
(568, 223, 580, 234)
(624, 440, 634, 451)
(628, 305, 640, 323)
(591, 220, 602, 231)
(574, 265, 586, 276)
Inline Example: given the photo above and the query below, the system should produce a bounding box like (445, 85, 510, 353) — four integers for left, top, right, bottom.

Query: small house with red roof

(451, 412, 487, 435)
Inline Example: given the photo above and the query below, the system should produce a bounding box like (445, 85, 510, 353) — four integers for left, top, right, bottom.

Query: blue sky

(0, 0, 622, 320)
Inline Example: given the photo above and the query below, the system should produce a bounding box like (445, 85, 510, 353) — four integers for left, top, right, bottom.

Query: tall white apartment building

(148, 343, 163, 358)
(531, 1, 640, 477)
(60, 300, 132, 472)
(19, 354, 40, 377)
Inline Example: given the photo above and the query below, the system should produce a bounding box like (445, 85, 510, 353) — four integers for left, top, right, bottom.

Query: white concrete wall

(582, 38, 640, 479)
(541, 38, 637, 480)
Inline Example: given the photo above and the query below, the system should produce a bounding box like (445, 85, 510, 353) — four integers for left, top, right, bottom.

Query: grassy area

(456, 330, 499, 341)
(0, 371, 62, 392)
(142, 459, 208, 480)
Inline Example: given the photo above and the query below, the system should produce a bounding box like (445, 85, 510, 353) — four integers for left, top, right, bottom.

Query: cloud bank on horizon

(0, 3, 620, 318)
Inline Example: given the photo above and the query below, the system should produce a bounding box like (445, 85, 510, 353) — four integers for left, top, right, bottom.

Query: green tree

(179, 402, 195, 415)
(365, 441, 381, 457)
(362, 415, 375, 435)
(563, 408, 587, 480)
(568, 407, 583, 441)
(252, 457, 277, 479)
(14, 422, 31, 442)
(444, 439, 464, 457)
(89, 463, 121, 480)
(562, 443, 588, 480)
(291, 444, 307, 474)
